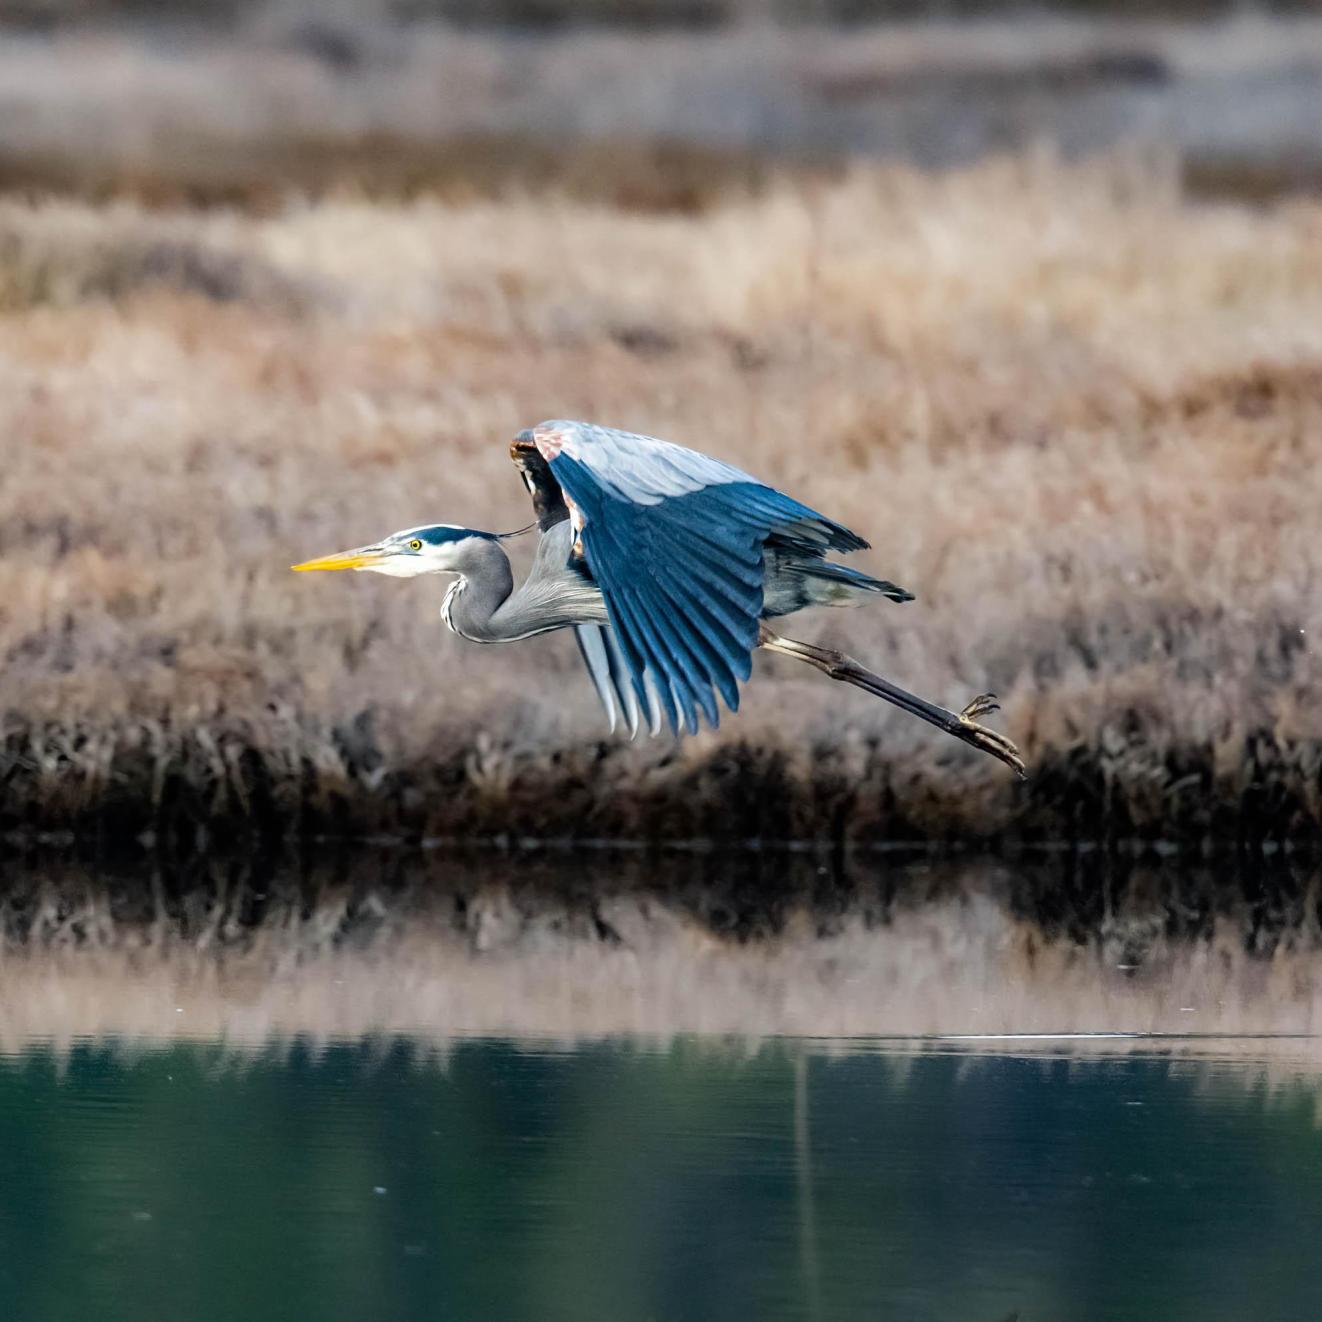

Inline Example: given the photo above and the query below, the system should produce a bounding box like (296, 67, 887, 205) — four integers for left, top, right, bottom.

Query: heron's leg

(759, 628, 1026, 778)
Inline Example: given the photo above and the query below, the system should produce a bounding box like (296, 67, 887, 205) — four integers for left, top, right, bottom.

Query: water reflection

(1, 853, 1320, 1318)
(0, 852, 1318, 1048)
(1, 1036, 1320, 1322)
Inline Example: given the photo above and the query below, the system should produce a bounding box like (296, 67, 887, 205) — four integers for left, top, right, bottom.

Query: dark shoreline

(3, 720, 1319, 857)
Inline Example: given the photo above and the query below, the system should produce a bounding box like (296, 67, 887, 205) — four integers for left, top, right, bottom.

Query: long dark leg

(760, 628, 1026, 778)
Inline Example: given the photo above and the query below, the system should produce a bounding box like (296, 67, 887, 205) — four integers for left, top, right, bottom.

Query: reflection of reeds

(3, 157, 1321, 843)
(0, 855, 1319, 1051)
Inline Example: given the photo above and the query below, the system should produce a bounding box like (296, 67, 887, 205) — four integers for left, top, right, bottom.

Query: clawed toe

(960, 692, 1000, 721)
(953, 709, 1027, 780)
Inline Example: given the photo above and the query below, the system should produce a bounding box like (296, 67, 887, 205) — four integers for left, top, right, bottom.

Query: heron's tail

(787, 560, 914, 604)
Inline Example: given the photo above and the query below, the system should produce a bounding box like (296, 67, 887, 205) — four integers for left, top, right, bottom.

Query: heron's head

(291, 524, 501, 579)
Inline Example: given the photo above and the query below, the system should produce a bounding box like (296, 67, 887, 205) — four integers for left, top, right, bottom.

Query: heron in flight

(293, 421, 1024, 776)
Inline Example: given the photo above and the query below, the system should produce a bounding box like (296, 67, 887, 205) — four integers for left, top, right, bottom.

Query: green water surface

(1, 1038, 1320, 1321)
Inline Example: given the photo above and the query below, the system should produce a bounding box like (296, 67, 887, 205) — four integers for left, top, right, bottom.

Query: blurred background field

(2, 0, 1320, 848)
(7, 4, 1322, 205)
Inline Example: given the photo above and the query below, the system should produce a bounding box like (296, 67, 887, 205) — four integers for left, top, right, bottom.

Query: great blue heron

(292, 420, 1024, 776)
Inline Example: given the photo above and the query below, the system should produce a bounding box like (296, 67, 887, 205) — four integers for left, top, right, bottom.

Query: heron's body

(441, 519, 902, 642)
(293, 420, 1024, 774)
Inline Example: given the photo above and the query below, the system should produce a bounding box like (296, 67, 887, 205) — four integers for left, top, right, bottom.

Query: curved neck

(441, 541, 515, 642)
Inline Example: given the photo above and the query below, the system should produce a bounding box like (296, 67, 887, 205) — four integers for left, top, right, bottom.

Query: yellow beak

(290, 546, 386, 572)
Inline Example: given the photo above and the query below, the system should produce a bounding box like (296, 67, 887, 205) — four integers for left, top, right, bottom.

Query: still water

(2, 1036, 1321, 1322)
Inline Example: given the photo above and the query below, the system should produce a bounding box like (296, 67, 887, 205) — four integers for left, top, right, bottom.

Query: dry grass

(2, 154, 1321, 842)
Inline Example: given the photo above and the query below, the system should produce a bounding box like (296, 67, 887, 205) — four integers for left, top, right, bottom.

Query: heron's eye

(408, 538, 423, 551)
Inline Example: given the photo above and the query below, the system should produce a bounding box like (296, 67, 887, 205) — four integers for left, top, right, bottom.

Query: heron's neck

(440, 541, 514, 643)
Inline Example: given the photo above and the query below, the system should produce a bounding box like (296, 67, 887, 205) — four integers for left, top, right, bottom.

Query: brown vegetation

(2, 155, 1320, 845)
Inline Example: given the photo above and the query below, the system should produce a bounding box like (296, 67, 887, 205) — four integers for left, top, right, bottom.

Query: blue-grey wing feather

(574, 625, 619, 735)
(602, 625, 642, 737)
(573, 623, 642, 739)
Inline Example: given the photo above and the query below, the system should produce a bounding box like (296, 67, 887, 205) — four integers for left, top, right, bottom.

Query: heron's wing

(536, 420, 866, 734)
(573, 624, 645, 738)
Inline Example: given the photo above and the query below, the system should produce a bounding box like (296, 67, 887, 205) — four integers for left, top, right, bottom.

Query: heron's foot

(960, 692, 1000, 721)
(951, 696, 1026, 780)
